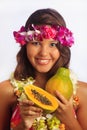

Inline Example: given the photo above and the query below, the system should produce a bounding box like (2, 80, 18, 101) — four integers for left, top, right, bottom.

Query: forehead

(32, 38, 58, 43)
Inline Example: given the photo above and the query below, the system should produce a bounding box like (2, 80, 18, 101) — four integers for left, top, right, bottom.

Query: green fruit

(45, 67, 73, 100)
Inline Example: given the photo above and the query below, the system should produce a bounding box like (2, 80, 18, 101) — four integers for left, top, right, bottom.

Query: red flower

(13, 25, 74, 47)
(13, 26, 26, 45)
(41, 25, 57, 39)
(57, 26, 74, 47)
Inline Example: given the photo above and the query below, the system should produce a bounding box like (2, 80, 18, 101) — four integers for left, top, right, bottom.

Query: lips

(36, 59, 50, 65)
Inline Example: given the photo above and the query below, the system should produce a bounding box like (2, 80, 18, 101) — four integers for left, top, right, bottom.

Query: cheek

(53, 50, 60, 60)
(26, 45, 34, 60)
(26, 48, 31, 58)
(26, 50, 35, 66)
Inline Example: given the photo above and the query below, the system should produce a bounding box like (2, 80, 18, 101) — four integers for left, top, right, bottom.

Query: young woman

(0, 8, 87, 130)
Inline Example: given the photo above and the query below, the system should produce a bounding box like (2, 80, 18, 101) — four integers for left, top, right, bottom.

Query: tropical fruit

(45, 67, 73, 100)
(24, 84, 58, 113)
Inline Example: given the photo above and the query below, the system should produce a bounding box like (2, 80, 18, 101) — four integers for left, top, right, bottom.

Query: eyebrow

(31, 39, 58, 43)
(50, 40, 58, 43)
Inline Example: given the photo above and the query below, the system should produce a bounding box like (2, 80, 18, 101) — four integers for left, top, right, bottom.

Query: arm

(76, 81, 87, 130)
(55, 91, 82, 130)
(0, 80, 17, 130)
(12, 99, 43, 130)
(56, 82, 87, 130)
(55, 81, 87, 130)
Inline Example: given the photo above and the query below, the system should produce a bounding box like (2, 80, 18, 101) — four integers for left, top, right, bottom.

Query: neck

(34, 72, 48, 89)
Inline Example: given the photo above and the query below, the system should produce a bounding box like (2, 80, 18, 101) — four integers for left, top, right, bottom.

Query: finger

(19, 100, 43, 112)
(19, 99, 34, 106)
(21, 106, 43, 114)
(21, 110, 41, 116)
(28, 109, 42, 116)
(30, 106, 43, 112)
(19, 103, 43, 116)
(69, 96, 73, 105)
(20, 107, 43, 117)
(55, 90, 68, 104)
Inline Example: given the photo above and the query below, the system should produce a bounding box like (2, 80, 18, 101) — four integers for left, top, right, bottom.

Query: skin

(26, 39, 60, 73)
(0, 39, 87, 130)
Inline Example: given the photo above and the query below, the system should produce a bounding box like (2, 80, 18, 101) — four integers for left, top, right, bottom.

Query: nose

(39, 46, 48, 56)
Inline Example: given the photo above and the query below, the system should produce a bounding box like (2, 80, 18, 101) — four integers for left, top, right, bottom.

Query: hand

(55, 91, 75, 126)
(19, 99, 43, 129)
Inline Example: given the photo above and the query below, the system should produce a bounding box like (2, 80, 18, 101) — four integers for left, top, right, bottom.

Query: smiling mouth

(36, 59, 50, 65)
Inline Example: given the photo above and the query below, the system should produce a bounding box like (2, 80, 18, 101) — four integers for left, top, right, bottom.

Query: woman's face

(26, 39, 60, 73)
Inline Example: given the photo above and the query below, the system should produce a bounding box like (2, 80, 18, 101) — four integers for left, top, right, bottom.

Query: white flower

(70, 69, 78, 95)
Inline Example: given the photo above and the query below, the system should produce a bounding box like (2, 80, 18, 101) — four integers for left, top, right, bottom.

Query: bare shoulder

(0, 80, 17, 129)
(0, 79, 17, 104)
(77, 80, 87, 102)
(77, 80, 87, 87)
(0, 79, 13, 95)
(77, 80, 87, 92)
(75, 81, 87, 129)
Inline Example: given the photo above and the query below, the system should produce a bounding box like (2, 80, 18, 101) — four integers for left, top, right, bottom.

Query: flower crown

(13, 24, 74, 47)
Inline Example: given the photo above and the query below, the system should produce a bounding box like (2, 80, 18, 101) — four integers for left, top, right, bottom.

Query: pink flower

(13, 26, 26, 45)
(41, 25, 57, 39)
(13, 24, 74, 47)
(57, 26, 74, 47)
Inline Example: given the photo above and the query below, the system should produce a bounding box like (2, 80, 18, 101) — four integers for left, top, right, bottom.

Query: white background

(0, 0, 87, 82)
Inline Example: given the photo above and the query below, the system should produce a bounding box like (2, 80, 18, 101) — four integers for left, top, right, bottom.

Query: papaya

(24, 84, 58, 113)
(45, 67, 73, 100)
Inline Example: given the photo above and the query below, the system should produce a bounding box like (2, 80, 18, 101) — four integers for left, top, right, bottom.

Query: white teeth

(37, 59, 49, 64)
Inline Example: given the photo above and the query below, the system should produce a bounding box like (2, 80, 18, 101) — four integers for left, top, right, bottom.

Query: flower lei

(10, 70, 79, 130)
(10, 76, 65, 130)
(13, 24, 74, 47)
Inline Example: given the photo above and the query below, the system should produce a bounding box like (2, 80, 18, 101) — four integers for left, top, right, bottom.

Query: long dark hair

(14, 8, 71, 80)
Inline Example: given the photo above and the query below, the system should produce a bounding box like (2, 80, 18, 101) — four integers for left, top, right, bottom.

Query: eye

(50, 43, 57, 47)
(31, 41, 40, 46)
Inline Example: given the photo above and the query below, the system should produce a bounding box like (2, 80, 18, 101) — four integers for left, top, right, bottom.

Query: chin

(37, 69, 50, 73)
